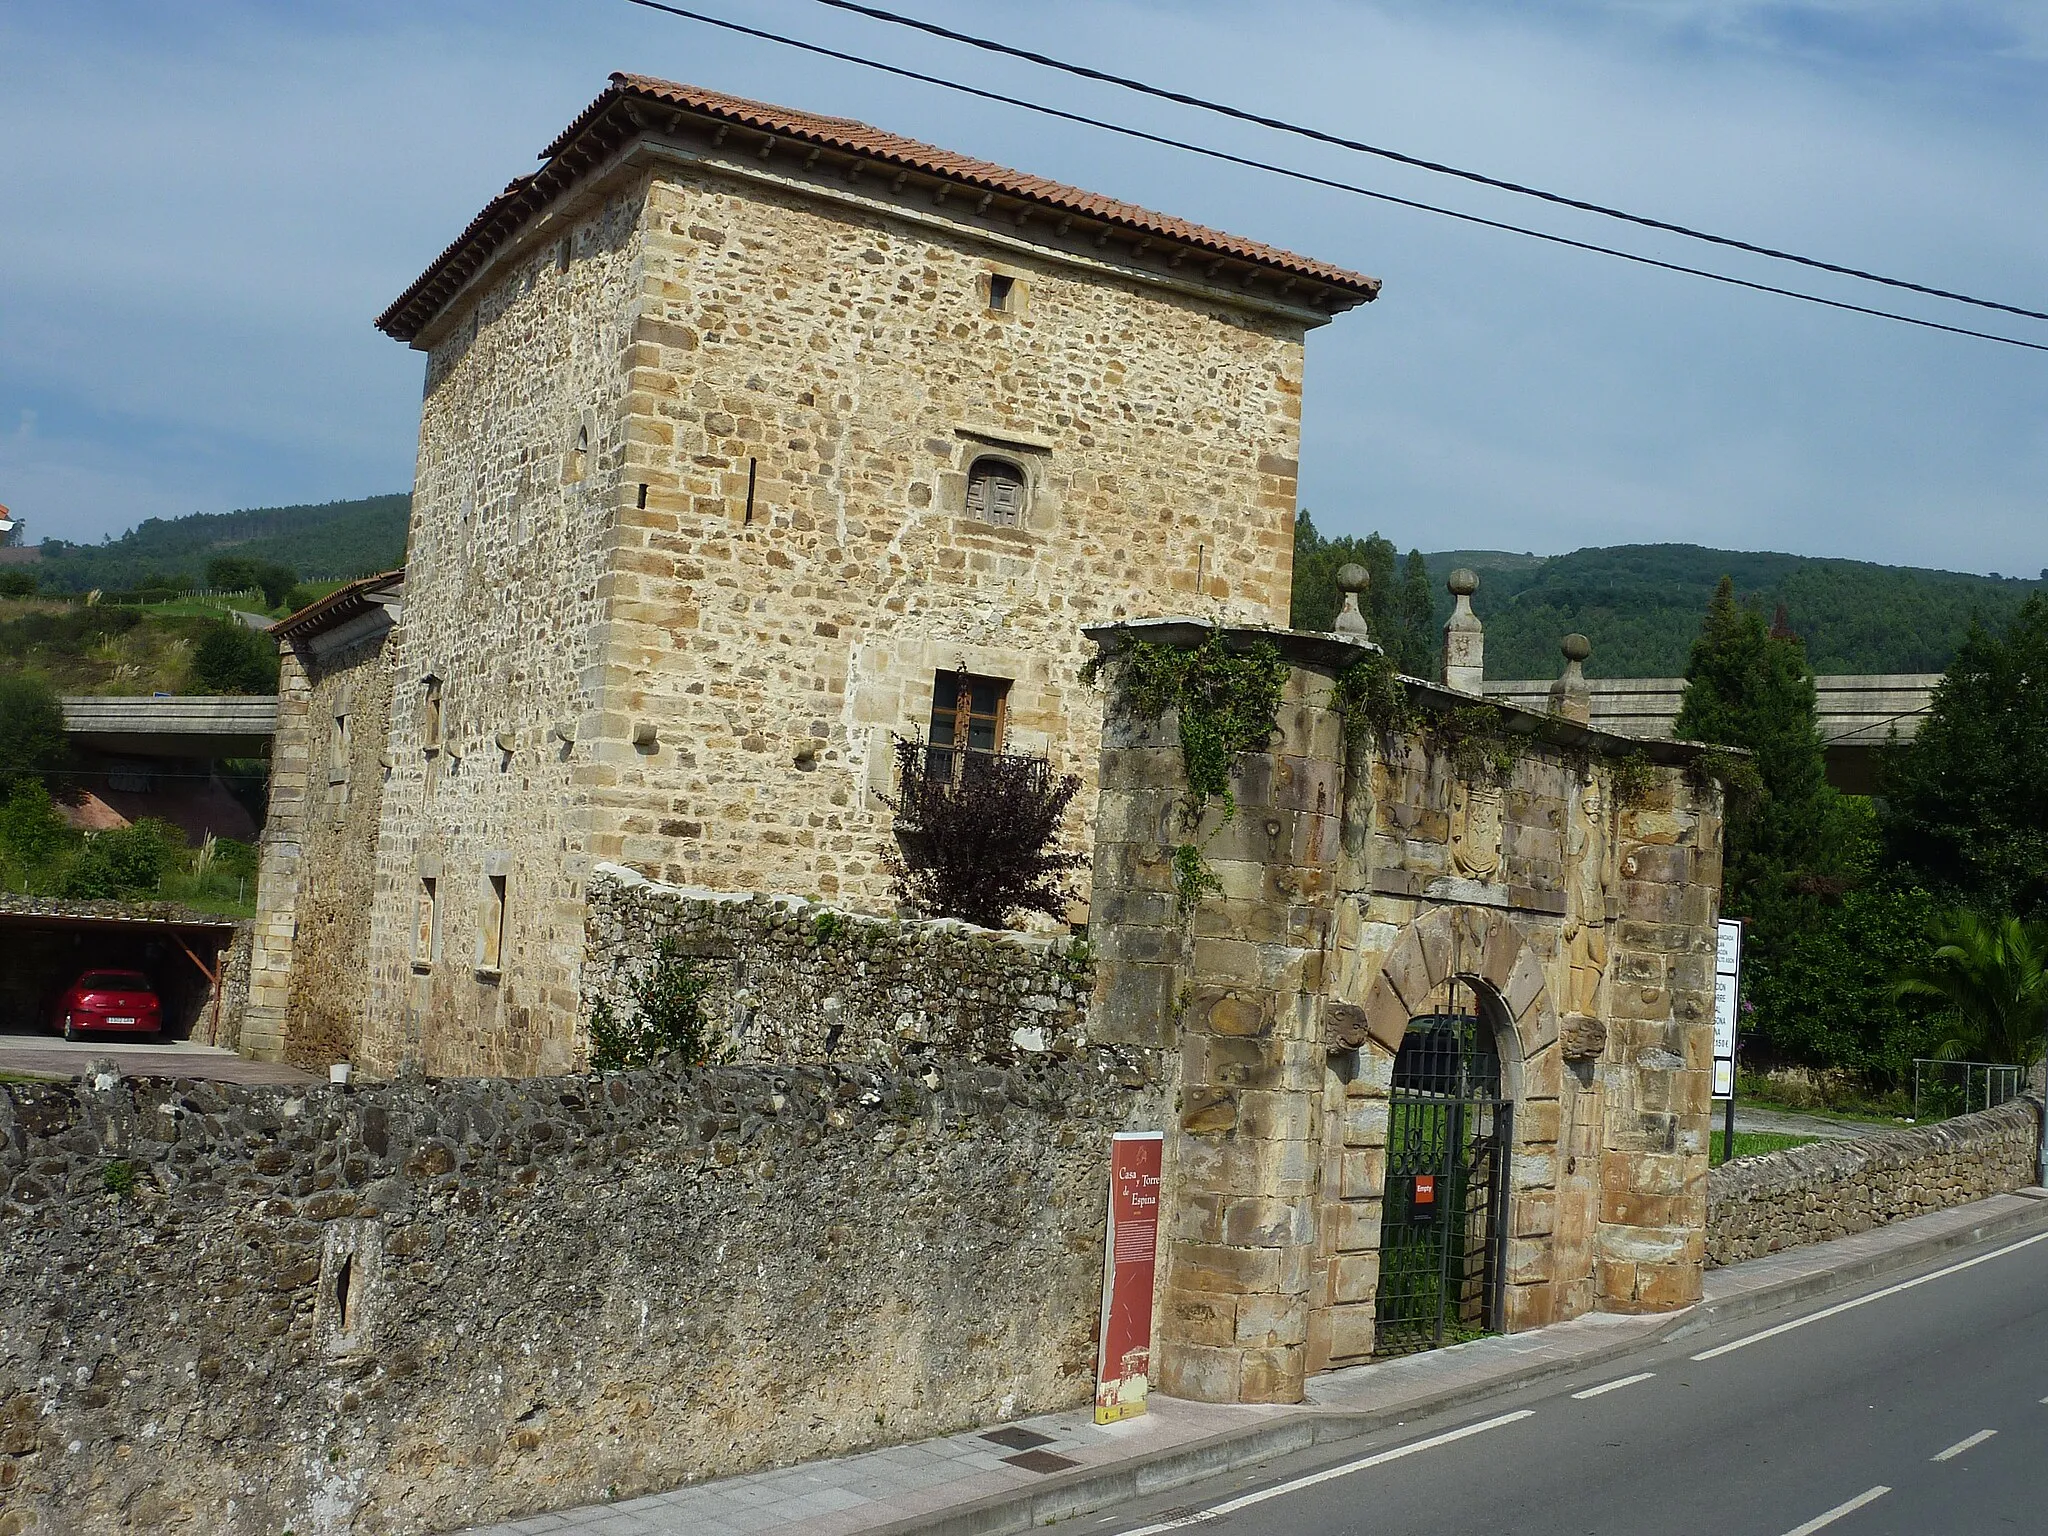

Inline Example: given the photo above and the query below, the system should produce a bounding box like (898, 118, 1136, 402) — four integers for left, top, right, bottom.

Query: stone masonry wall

(0, 1054, 1164, 1536)
(597, 156, 1307, 912)
(584, 863, 1089, 1069)
(281, 627, 397, 1070)
(361, 181, 653, 1080)
(1705, 1099, 2040, 1267)
(241, 644, 314, 1059)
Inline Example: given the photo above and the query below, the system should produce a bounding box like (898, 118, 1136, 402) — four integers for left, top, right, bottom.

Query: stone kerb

(1705, 1098, 2042, 1267)
(584, 862, 1093, 1070)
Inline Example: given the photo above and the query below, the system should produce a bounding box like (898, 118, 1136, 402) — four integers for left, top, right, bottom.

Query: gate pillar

(1085, 624, 1356, 1405)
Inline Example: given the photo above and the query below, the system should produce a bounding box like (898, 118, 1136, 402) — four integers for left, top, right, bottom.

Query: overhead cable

(621, 0, 2048, 354)
(799, 0, 2048, 326)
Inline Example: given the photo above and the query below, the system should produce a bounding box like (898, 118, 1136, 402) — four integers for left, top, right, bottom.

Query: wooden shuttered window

(965, 458, 1025, 527)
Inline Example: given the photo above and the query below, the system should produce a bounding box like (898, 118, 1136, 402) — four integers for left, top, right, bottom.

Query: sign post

(1714, 919, 1743, 1165)
(1094, 1131, 1163, 1424)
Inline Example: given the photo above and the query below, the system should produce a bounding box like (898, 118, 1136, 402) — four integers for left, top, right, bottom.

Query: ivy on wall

(1085, 629, 1289, 913)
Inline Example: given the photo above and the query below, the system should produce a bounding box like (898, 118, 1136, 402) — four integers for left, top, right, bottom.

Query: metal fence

(1912, 1059, 2022, 1122)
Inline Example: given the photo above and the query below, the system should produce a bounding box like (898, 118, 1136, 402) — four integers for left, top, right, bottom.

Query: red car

(52, 970, 163, 1041)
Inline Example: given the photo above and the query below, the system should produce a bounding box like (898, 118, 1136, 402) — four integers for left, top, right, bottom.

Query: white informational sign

(1713, 919, 1743, 1099)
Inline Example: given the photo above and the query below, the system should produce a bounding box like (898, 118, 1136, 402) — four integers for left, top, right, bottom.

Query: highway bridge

(58, 675, 1938, 792)
(61, 695, 278, 759)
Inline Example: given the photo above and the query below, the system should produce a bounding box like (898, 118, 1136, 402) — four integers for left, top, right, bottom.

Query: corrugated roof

(377, 73, 1380, 342)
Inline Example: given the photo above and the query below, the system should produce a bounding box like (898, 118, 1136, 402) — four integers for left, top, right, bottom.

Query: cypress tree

(1882, 594, 2048, 918)
(1673, 576, 1845, 907)
(1397, 549, 1436, 678)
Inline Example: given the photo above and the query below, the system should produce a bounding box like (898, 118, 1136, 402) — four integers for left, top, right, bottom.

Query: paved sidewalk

(460, 1190, 2048, 1536)
(0, 1031, 315, 1085)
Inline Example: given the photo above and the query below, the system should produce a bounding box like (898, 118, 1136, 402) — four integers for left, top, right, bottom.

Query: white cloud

(0, 0, 2041, 572)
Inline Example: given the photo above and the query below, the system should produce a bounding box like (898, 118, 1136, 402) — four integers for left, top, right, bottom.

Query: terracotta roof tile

(377, 73, 1378, 342)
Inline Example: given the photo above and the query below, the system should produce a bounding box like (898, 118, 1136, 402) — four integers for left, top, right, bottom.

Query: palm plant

(1891, 911, 2048, 1070)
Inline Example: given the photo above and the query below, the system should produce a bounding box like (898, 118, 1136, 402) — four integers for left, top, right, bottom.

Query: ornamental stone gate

(1082, 615, 1724, 1405)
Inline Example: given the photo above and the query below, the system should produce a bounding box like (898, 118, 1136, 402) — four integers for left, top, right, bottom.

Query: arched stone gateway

(1313, 906, 1567, 1372)
(1083, 619, 1725, 1407)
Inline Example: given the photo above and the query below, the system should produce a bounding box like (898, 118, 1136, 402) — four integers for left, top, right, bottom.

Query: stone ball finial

(1331, 563, 1372, 638)
(1561, 633, 1592, 663)
(1336, 562, 1370, 595)
(1447, 567, 1479, 597)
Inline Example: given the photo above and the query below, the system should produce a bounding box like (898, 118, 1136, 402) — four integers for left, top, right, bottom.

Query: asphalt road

(1085, 1229, 2048, 1536)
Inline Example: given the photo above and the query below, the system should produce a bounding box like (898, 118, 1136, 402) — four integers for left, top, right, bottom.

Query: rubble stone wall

(0, 1054, 1164, 1536)
(584, 863, 1090, 1068)
(1706, 1100, 2040, 1266)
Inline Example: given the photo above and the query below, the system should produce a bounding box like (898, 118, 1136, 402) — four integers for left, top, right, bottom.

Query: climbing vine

(1085, 628, 1289, 912)
(1608, 750, 1656, 809)
(1334, 653, 1518, 783)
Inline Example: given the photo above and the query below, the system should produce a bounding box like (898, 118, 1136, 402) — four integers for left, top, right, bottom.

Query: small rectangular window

(929, 672, 1010, 755)
(415, 879, 438, 966)
(422, 678, 443, 752)
(988, 273, 1015, 313)
(480, 875, 507, 971)
(328, 713, 350, 786)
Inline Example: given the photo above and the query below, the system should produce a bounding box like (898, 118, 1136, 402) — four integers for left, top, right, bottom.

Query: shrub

(588, 937, 725, 1071)
(880, 737, 1087, 929)
(62, 818, 186, 901)
(0, 571, 36, 598)
(189, 622, 278, 694)
(0, 778, 75, 873)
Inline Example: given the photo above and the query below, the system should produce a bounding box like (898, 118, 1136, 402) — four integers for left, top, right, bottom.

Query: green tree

(252, 562, 300, 609)
(1289, 511, 1435, 670)
(1674, 576, 1848, 904)
(205, 555, 259, 593)
(189, 622, 279, 694)
(1881, 595, 2048, 919)
(0, 570, 36, 598)
(1892, 911, 2048, 1070)
(1676, 576, 1897, 1073)
(0, 673, 67, 794)
(1394, 550, 1437, 678)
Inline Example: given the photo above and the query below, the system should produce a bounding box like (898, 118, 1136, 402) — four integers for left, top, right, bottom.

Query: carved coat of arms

(1450, 780, 1505, 879)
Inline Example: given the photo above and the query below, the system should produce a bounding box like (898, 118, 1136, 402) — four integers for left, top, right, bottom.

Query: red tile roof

(270, 570, 403, 645)
(376, 73, 1379, 343)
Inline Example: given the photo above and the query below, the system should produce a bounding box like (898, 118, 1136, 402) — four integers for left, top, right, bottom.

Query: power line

(621, 0, 2048, 354)
(800, 0, 2048, 327)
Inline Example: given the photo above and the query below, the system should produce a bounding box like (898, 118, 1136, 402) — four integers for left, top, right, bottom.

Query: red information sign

(1094, 1131, 1163, 1423)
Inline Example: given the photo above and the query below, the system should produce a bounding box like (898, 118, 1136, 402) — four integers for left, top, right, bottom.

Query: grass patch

(1710, 1130, 1820, 1167)
(0, 1071, 62, 1085)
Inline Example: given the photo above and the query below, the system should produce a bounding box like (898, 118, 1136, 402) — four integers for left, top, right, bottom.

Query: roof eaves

(376, 73, 1381, 344)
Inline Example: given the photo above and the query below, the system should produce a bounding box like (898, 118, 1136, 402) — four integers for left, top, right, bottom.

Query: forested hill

(1294, 525, 2043, 680)
(29, 494, 409, 593)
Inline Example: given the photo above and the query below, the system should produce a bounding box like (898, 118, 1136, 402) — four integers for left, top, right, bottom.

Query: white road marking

(1571, 1371, 1656, 1400)
(1932, 1429, 1997, 1461)
(1114, 1410, 1535, 1535)
(1692, 1229, 2048, 1361)
(1779, 1485, 1890, 1536)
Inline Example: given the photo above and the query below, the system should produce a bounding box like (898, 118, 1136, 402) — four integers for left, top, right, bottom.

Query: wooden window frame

(964, 457, 1027, 529)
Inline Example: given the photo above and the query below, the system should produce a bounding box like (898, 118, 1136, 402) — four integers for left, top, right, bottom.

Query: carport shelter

(0, 898, 238, 1041)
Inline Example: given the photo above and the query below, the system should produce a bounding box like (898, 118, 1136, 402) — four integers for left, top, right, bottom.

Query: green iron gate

(1372, 984, 1512, 1357)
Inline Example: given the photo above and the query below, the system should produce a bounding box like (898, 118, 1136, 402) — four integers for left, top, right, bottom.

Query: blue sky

(1, 0, 2043, 573)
